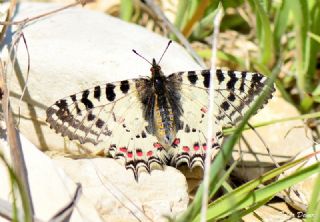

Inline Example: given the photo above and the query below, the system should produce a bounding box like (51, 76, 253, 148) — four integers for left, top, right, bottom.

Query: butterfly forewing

(170, 69, 273, 126)
(46, 79, 169, 180)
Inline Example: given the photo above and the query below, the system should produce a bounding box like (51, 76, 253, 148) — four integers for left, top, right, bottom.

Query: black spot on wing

(239, 72, 246, 92)
(226, 71, 238, 90)
(185, 124, 190, 133)
(216, 69, 224, 83)
(250, 73, 264, 90)
(54, 99, 73, 122)
(56, 99, 68, 109)
(71, 95, 76, 102)
(187, 71, 198, 84)
(81, 90, 94, 110)
(141, 131, 147, 138)
(70, 95, 81, 114)
(221, 101, 230, 111)
(252, 73, 263, 83)
(201, 70, 210, 75)
(201, 70, 210, 88)
(120, 80, 130, 94)
(94, 86, 101, 100)
(227, 93, 236, 102)
(216, 131, 223, 139)
(106, 83, 116, 101)
(0, 88, 3, 100)
(96, 118, 104, 128)
(87, 112, 95, 121)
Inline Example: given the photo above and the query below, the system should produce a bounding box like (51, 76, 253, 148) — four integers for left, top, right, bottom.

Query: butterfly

(46, 41, 274, 180)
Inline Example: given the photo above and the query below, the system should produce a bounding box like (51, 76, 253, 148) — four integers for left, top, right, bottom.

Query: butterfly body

(136, 58, 182, 148)
(46, 52, 274, 180)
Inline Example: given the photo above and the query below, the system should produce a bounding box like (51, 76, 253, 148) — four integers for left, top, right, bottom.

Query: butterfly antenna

(132, 49, 152, 65)
(158, 40, 172, 65)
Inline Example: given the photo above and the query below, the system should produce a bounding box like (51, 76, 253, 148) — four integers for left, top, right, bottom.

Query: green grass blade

(252, 0, 274, 66)
(273, 0, 290, 55)
(120, 0, 133, 22)
(174, 0, 190, 30)
(305, 2, 320, 95)
(203, 155, 320, 220)
(309, 32, 320, 43)
(0, 152, 32, 222)
(230, 196, 274, 220)
(289, 0, 309, 96)
(306, 167, 320, 222)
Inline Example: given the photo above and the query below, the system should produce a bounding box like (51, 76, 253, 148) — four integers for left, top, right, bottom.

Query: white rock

(1, 2, 201, 154)
(52, 157, 189, 222)
(0, 133, 102, 222)
(1, 2, 191, 221)
(243, 202, 302, 222)
(277, 144, 320, 212)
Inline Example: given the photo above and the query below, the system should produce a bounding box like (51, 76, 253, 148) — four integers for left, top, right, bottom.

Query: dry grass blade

(49, 183, 82, 222)
(181, 0, 209, 38)
(200, 5, 223, 222)
(0, 0, 95, 26)
(0, 60, 34, 220)
(0, 0, 17, 42)
(0, 196, 44, 222)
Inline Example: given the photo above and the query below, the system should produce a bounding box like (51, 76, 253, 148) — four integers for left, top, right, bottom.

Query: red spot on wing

(182, 146, 190, 152)
(194, 144, 200, 151)
(147, 151, 153, 157)
(202, 144, 207, 150)
(118, 117, 125, 123)
(173, 138, 180, 145)
(201, 106, 208, 113)
(119, 147, 127, 152)
(136, 150, 143, 157)
(153, 142, 163, 149)
(127, 152, 133, 158)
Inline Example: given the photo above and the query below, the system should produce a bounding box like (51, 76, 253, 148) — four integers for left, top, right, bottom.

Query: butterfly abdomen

(153, 93, 176, 147)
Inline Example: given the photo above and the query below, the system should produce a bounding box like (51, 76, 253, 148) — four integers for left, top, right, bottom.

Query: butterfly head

(150, 58, 162, 77)
(132, 40, 172, 78)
